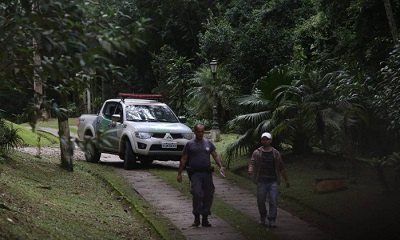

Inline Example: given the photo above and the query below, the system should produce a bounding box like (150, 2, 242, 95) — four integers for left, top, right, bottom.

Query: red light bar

(118, 93, 163, 100)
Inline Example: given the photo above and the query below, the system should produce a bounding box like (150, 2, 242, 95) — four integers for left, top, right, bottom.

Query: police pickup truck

(77, 93, 193, 169)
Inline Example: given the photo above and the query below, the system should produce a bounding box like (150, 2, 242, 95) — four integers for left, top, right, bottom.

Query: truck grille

(152, 133, 183, 139)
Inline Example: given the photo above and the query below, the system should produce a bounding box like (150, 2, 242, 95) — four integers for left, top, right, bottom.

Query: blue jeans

(190, 172, 215, 216)
(257, 181, 278, 221)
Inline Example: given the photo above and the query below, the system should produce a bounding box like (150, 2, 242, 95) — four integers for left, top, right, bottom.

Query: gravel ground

(17, 146, 179, 168)
(17, 146, 86, 161)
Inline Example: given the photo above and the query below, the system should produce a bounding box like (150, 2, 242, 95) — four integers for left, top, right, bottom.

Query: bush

(0, 118, 24, 153)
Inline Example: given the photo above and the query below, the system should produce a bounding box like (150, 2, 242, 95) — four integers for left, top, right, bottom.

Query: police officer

(177, 123, 224, 227)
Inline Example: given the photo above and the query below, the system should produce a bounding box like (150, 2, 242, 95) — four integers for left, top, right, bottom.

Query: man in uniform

(177, 123, 224, 227)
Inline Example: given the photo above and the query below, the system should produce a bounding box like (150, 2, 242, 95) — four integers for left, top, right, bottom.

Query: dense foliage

(1, 0, 400, 159)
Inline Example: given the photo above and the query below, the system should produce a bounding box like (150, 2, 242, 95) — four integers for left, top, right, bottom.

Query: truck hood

(125, 121, 192, 133)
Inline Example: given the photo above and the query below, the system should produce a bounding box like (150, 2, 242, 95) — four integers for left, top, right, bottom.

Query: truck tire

(124, 141, 136, 170)
(85, 141, 101, 163)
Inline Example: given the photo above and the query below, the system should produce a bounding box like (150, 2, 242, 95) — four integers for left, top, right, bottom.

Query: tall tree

(383, 0, 399, 41)
(0, 0, 146, 170)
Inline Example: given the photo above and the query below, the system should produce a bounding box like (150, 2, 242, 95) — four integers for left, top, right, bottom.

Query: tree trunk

(383, 0, 399, 41)
(58, 117, 73, 171)
(58, 94, 73, 171)
(101, 77, 112, 101)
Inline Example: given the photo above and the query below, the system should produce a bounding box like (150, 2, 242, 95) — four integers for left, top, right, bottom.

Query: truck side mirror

(112, 114, 121, 123)
(178, 116, 187, 123)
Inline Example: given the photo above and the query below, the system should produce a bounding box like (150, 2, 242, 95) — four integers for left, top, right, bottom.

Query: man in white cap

(248, 132, 290, 228)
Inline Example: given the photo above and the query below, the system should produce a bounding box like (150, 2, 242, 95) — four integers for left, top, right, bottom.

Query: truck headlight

(135, 132, 152, 139)
(182, 133, 194, 140)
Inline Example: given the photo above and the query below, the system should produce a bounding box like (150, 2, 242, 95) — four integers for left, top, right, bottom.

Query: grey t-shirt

(183, 138, 215, 169)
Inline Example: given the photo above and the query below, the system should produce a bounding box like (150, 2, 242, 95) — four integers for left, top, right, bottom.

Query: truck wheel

(85, 141, 101, 163)
(124, 141, 136, 170)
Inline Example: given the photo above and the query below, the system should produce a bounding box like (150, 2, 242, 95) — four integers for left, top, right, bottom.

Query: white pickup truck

(77, 94, 193, 169)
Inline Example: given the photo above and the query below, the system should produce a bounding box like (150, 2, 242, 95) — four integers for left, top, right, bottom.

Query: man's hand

(177, 173, 183, 183)
(248, 165, 254, 176)
(219, 167, 225, 177)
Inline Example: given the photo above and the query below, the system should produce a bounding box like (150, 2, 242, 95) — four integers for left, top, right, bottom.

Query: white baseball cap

(261, 132, 272, 139)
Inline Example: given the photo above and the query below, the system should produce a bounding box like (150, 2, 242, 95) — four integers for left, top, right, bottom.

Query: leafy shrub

(0, 118, 24, 153)
(375, 42, 400, 132)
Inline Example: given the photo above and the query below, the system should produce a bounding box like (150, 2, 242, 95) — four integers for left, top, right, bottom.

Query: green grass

(8, 121, 60, 148)
(0, 152, 161, 240)
(229, 152, 400, 240)
(11, 117, 81, 148)
(19, 118, 79, 136)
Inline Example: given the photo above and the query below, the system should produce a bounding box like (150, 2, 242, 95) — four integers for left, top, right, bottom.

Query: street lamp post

(209, 59, 220, 142)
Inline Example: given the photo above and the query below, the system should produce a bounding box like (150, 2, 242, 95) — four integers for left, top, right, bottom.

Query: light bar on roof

(118, 93, 163, 100)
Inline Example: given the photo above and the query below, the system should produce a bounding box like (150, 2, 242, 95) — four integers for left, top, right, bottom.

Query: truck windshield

(125, 105, 179, 123)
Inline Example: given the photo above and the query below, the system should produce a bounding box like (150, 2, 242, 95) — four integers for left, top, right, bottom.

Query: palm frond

(225, 128, 255, 160)
(0, 119, 24, 153)
(236, 91, 271, 109)
(228, 111, 271, 129)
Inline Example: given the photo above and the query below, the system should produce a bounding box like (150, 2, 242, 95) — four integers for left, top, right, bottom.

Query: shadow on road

(97, 158, 179, 171)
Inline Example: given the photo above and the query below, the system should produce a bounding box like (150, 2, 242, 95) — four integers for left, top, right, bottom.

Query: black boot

(201, 215, 211, 227)
(192, 214, 200, 227)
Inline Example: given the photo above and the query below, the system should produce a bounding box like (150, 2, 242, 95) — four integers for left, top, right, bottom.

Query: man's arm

(248, 151, 256, 176)
(177, 153, 188, 182)
(281, 168, 290, 188)
(211, 151, 225, 177)
(211, 151, 223, 169)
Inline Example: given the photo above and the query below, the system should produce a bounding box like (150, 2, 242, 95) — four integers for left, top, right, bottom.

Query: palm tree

(226, 65, 367, 169)
(274, 68, 367, 168)
(225, 66, 293, 165)
(276, 70, 343, 152)
(0, 118, 23, 154)
(188, 64, 237, 128)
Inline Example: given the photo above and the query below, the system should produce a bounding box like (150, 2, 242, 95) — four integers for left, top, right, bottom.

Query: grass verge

(0, 151, 159, 240)
(230, 153, 400, 240)
(9, 121, 60, 148)
(19, 117, 78, 137)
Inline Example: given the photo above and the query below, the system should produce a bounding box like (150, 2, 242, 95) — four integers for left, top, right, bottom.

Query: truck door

(110, 103, 124, 150)
(97, 101, 119, 151)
